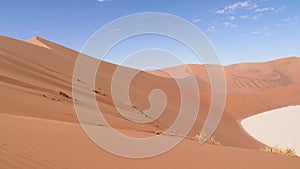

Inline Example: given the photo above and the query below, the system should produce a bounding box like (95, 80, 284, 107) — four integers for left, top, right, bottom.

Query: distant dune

(0, 36, 299, 168)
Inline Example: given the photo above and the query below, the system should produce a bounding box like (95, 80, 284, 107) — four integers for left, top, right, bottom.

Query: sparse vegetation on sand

(260, 146, 296, 156)
(207, 136, 221, 145)
(131, 104, 150, 118)
(59, 91, 72, 99)
(131, 104, 142, 113)
(92, 89, 107, 97)
(196, 132, 221, 145)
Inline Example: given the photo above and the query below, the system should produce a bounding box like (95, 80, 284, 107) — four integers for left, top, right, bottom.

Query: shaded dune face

(98, 69, 182, 134)
(0, 36, 300, 168)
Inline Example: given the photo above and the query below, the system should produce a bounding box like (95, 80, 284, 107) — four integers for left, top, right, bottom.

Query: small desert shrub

(207, 136, 221, 145)
(260, 146, 296, 156)
(196, 132, 221, 145)
(284, 148, 297, 156)
(93, 89, 107, 96)
(131, 104, 149, 118)
(59, 91, 71, 99)
(131, 104, 138, 110)
(131, 104, 143, 113)
(156, 131, 162, 135)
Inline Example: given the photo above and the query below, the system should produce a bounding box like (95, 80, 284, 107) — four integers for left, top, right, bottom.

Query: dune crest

(27, 36, 51, 49)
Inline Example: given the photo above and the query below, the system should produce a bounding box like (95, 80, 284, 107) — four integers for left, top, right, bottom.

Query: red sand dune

(0, 36, 299, 168)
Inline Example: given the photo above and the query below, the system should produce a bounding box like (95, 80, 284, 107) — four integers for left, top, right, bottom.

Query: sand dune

(27, 36, 51, 49)
(1, 113, 300, 169)
(0, 36, 299, 168)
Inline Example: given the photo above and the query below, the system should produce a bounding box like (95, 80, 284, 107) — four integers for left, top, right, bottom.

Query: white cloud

(253, 27, 267, 33)
(97, 0, 111, 2)
(240, 15, 249, 19)
(239, 34, 247, 38)
(276, 17, 298, 26)
(192, 18, 201, 23)
(255, 6, 285, 13)
(252, 14, 261, 20)
(276, 6, 286, 12)
(283, 17, 298, 23)
(31, 30, 38, 34)
(214, 0, 257, 14)
(223, 22, 238, 28)
(207, 26, 216, 32)
(107, 28, 121, 32)
(252, 27, 274, 36)
(228, 16, 236, 21)
(255, 7, 275, 12)
(283, 18, 292, 23)
(252, 4, 258, 9)
(223, 22, 230, 27)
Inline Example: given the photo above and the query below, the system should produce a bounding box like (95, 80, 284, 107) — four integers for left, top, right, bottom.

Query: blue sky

(1, 0, 299, 66)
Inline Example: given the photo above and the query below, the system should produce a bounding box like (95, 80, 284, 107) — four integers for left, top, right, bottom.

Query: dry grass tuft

(260, 146, 296, 156)
(196, 132, 221, 145)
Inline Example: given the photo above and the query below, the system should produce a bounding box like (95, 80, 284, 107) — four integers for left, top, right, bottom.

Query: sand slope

(1, 113, 299, 169)
(0, 36, 300, 168)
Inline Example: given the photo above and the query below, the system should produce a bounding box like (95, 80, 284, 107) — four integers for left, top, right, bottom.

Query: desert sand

(0, 35, 300, 168)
